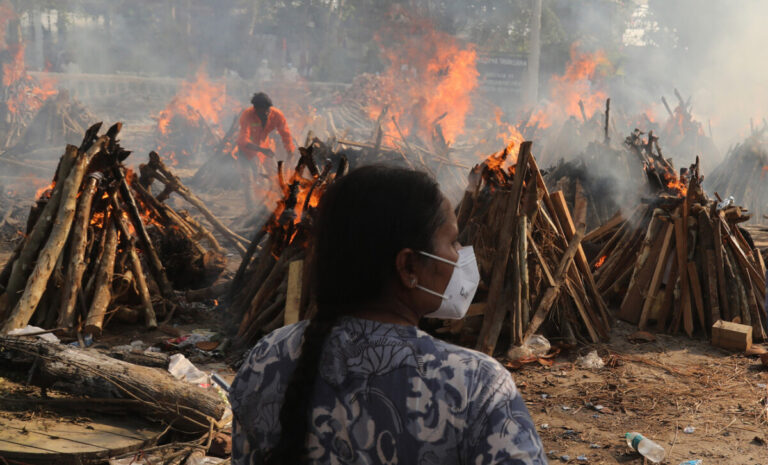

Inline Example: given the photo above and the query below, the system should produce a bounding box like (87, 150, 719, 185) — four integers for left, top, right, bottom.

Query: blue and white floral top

(230, 317, 548, 465)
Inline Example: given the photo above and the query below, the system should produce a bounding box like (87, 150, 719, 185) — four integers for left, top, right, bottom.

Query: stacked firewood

(707, 130, 768, 224)
(586, 156, 767, 341)
(0, 123, 227, 336)
(229, 143, 348, 347)
(2, 90, 96, 158)
(448, 141, 612, 355)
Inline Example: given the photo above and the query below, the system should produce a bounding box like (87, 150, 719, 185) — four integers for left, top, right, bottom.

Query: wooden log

(528, 155, 564, 235)
(656, 256, 679, 331)
(2, 137, 107, 333)
(57, 174, 100, 331)
(184, 281, 231, 302)
(0, 336, 226, 432)
(84, 218, 118, 336)
(518, 218, 529, 338)
(523, 229, 585, 341)
(638, 222, 675, 329)
(111, 194, 157, 329)
(0, 146, 78, 318)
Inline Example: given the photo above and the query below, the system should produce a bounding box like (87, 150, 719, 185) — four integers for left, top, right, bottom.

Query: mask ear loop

(418, 251, 458, 266)
(415, 284, 446, 299)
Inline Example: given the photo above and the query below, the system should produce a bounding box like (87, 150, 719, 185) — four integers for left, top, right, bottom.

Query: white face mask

(416, 246, 480, 319)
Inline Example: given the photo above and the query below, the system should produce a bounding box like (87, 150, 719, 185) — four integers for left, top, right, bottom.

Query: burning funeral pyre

(229, 141, 348, 347)
(585, 136, 767, 342)
(707, 129, 768, 224)
(0, 123, 229, 336)
(226, 137, 613, 356)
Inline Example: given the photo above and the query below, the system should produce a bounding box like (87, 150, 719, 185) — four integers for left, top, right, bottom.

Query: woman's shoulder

(241, 321, 309, 369)
(416, 330, 511, 383)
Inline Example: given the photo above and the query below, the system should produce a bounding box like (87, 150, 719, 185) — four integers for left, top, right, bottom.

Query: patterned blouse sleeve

(463, 361, 548, 465)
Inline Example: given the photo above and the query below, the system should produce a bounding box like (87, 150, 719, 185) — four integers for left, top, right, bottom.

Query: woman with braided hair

(229, 166, 547, 465)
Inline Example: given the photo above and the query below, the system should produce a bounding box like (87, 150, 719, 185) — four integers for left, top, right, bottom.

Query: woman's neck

(350, 296, 421, 327)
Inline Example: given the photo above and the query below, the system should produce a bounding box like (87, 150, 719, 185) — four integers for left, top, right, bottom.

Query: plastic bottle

(625, 432, 665, 463)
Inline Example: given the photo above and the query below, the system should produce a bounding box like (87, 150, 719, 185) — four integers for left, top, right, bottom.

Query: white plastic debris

(168, 353, 210, 386)
(683, 426, 695, 434)
(577, 351, 605, 369)
(7, 325, 60, 343)
(507, 334, 551, 360)
(717, 196, 734, 210)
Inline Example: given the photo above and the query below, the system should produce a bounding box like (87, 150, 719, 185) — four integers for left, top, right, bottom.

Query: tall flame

(365, 7, 478, 144)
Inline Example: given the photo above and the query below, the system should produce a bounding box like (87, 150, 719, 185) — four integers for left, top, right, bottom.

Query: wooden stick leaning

(84, 215, 118, 336)
(0, 146, 78, 318)
(56, 173, 101, 331)
(2, 135, 107, 333)
(144, 152, 248, 255)
(111, 194, 157, 329)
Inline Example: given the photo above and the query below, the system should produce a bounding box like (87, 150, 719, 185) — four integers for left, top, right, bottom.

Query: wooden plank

(673, 212, 693, 336)
(549, 191, 610, 336)
(656, 256, 679, 331)
(584, 210, 625, 243)
(476, 142, 531, 355)
(283, 259, 304, 326)
(638, 223, 675, 329)
(705, 250, 722, 324)
(712, 220, 730, 319)
(711, 320, 752, 351)
(564, 278, 600, 343)
(618, 214, 662, 323)
(687, 261, 707, 334)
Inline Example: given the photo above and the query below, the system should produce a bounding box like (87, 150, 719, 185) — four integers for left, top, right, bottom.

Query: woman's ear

(395, 248, 419, 289)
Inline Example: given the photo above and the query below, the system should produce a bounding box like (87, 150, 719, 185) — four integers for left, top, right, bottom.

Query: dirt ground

(513, 320, 768, 464)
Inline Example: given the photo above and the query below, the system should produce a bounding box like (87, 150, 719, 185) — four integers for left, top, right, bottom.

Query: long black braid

(265, 165, 445, 464)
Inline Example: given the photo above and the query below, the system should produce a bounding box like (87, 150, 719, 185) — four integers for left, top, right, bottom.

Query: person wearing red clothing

(237, 92, 296, 208)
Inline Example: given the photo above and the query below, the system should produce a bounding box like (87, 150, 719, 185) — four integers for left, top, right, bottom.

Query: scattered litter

(547, 450, 558, 459)
(168, 353, 210, 386)
(507, 335, 551, 360)
(678, 461, 702, 465)
(541, 393, 550, 399)
(577, 455, 588, 462)
(757, 383, 766, 389)
(716, 196, 734, 210)
(683, 426, 695, 434)
(561, 405, 572, 411)
(577, 351, 605, 369)
(186, 457, 228, 465)
(7, 325, 60, 343)
(589, 444, 601, 449)
(559, 455, 570, 462)
(541, 423, 550, 430)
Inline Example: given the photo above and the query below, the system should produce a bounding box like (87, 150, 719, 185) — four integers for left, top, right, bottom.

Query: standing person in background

(230, 166, 547, 465)
(237, 92, 296, 210)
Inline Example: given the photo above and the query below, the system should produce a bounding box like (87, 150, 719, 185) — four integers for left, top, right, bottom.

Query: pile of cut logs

(586, 156, 767, 341)
(0, 123, 227, 336)
(707, 130, 768, 224)
(2, 90, 96, 159)
(449, 141, 612, 355)
(228, 143, 348, 347)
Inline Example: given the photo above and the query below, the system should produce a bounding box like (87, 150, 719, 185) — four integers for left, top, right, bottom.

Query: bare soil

(514, 320, 768, 464)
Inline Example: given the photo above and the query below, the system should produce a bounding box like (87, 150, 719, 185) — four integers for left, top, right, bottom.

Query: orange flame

(34, 181, 55, 200)
(595, 255, 607, 269)
(155, 67, 236, 164)
(524, 44, 611, 131)
(365, 7, 478, 144)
